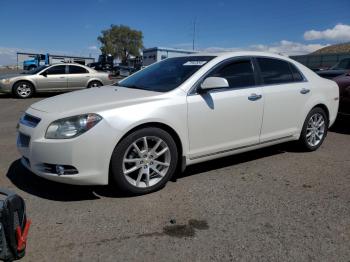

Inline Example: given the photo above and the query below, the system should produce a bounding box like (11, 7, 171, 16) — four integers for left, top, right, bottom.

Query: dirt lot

(0, 92, 349, 262)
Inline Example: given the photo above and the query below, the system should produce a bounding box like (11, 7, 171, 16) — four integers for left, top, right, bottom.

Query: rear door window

(257, 58, 294, 85)
(69, 65, 89, 74)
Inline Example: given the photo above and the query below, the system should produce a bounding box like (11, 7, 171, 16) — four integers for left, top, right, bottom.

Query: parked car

(17, 52, 339, 194)
(333, 73, 350, 115)
(0, 63, 114, 98)
(316, 58, 350, 79)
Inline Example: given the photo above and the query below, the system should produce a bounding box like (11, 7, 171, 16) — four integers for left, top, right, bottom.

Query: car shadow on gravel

(6, 159, 134, 201)
(179, 144, 288, 179)
(6, 141, 311, 201)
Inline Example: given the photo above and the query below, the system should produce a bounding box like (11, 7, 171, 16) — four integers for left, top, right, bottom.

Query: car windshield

(22, 65, 49, 75)
(117, 56, 215, 92)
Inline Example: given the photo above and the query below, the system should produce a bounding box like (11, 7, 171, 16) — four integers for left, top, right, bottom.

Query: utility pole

(192, 18, 196, 51)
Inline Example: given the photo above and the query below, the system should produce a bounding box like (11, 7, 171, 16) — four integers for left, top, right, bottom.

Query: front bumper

(0, 81, 12, 93)
(17, 108, 120, 186)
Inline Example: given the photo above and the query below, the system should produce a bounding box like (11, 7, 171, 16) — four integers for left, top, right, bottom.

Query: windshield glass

(22, 65, 49, 75)
(117, 56, 215, 92)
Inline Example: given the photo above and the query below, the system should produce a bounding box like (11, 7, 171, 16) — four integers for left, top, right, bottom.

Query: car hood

(30, 86, 164, 114)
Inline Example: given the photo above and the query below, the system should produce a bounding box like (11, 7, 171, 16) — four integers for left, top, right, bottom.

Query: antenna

(192, 18, 196, 51)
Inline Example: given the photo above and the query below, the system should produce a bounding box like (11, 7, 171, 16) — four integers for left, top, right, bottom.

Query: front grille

(17, 133, 30, 147)
(20, 113, 41, 128)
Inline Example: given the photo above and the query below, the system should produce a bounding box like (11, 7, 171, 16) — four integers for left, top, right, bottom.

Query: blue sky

(0, 0, 350, 65)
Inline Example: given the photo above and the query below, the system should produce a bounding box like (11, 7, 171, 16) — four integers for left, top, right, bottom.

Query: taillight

(108, 74, 112, 80)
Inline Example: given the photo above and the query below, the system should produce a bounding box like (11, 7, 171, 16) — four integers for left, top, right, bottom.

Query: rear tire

(13, 81, 34, 99)
(298, 107, 328, 151)
(87, 81, 102, 88)
(110, 127, 178, 194)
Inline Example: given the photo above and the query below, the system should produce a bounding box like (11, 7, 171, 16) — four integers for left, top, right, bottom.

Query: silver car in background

(0, 63, 115, 98)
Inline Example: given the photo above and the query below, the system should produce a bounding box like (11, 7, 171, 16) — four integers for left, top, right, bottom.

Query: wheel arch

(312, 103, 330, 123)
(87, 79, 103, 87)
(12, 79, 36, 93)
(108, 121, 185, 182)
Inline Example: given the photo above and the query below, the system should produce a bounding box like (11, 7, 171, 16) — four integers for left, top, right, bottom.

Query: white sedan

(17, 52, 339, 194)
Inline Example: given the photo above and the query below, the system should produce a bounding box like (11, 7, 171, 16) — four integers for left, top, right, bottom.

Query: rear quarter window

(289, 64, 304, 82)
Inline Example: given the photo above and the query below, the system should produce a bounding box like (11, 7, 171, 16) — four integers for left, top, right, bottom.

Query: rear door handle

(248, 93, 262, 101)
(300, 88, 310, 94)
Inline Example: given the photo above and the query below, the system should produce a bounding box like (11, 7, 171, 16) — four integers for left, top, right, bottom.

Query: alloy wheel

(91, 82, 101, 87)
(122, 136, 171, 188)
(17, 83, 32, 98)
(306, 113, 325, 147)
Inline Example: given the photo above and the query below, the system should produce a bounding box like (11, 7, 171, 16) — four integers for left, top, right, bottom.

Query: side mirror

(41, 71, 47, 77)
(200, 77, 229, 91)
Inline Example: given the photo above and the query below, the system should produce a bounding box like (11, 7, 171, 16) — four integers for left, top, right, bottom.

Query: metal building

(16, 52, 95, 69)
(142, 47, 198, 66)
(290, 53, 350, 70)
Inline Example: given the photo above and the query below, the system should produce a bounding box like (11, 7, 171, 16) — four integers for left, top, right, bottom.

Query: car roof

(186, 51, 289, 59)
(47, 63, 96, 71)
(48, 63, 88, 67)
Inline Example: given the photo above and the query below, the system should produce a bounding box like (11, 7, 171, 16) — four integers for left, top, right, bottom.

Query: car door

(255, 57, 311, 142)
(187, 58, 264, 159)
(36, 65, 67, 91)
(67, 65, 90, 89)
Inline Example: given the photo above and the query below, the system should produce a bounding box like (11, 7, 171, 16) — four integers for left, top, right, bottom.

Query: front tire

(298, 107, 328, 151)
(110, 127, 178, 194)
(13, 81, 34, 98)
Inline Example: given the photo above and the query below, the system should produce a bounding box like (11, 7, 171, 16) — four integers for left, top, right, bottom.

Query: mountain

(312, 43, 350, 54)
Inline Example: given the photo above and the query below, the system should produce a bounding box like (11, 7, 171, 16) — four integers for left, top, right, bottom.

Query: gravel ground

(0, 93, 349, 262)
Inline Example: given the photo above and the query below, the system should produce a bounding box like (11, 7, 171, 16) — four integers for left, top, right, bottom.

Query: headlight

(2, 79, 10, 84)
(45, 114, 102, 139)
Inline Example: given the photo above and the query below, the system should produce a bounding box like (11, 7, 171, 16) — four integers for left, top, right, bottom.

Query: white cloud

(202, 40, 327, 56)
(88, 45, 98, 50)
(304, 24, 350, 42)
(249, 40, 328, 55)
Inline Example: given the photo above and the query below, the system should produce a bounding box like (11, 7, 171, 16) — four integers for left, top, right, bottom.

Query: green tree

(98, 24, 143, 64)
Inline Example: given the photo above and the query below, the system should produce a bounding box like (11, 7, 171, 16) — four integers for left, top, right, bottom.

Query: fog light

(56, 165, 65, 176)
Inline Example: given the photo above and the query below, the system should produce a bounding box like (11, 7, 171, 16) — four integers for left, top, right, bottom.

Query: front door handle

(248, 93, 262, 101)
(300, 88, 310, 94)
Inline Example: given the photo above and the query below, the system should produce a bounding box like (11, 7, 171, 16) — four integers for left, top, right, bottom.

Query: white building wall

(142, 47, 197, 66)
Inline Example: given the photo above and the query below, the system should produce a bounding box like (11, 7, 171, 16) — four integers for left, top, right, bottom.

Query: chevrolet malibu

(0, 63, 114, 98)
(17, 52, 339, 194)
